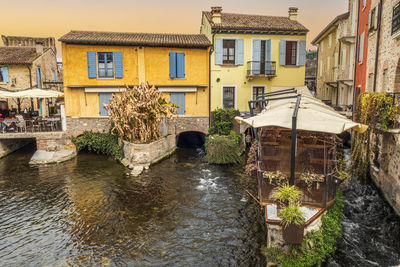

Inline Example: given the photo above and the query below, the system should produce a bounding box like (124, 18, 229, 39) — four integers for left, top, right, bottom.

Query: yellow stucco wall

(62, 43, 209, 117)
(208, 34, 306, 111)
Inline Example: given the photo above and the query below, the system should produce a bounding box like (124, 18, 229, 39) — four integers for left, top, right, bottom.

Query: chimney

(211, 6, 222, 24)
(35, 42, 44, 54)
(288, 7, 298, 21)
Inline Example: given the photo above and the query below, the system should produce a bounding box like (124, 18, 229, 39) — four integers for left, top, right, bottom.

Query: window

(358, 33, 365, 63)
(369, 7, 377, 31)
(285, 41, 297, 65)
(253, 86, 265, 110)
(0, 67, 8, 83)
(223, 87, 235, 108)
(170, 92, 186, 114)
(36, 67, 42, 88)
(97, 52, 114, 78)
(52, 70, 57, 82)
(319, 61, 323, 77)
(223, 40, 235, 65)
(348, 86, 353, 105)
(325, 87, 329, 99)
(340, 87, 345, 105)
(392, 2, 400, 35)
(169, 52, 185, 79)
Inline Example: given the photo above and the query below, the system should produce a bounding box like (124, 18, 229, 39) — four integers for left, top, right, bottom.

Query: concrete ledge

(0, 131, 64, 139)
(29, 149, 77, 165)
(122, 134, 176, 176)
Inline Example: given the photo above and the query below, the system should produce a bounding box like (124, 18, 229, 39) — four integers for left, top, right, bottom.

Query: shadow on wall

(177, 131, 206, 148)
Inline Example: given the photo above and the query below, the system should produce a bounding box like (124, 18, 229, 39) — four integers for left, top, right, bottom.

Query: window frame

(97, 52, 114, 79)
(0, 68, 4, 82)
(252, 85, 266, 110)
(223, 39, 236, 65)
(221, 85, 237, 109)
(392, 2, 400, 35)
(285, 41, 298, 66)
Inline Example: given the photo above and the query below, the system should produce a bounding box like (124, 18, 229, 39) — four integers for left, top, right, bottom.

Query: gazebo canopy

(235, 92, 367, 135)
(0, 89, 63, 99)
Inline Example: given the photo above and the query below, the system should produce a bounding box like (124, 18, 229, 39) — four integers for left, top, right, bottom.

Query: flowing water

(1, 145, 400, 266)
(0, 146, 266, 266)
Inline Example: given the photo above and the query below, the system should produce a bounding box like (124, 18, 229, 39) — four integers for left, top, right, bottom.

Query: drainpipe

(208, 32, 216, 127)
(352, 0, 361, 121)
(373, 0, 383, 92)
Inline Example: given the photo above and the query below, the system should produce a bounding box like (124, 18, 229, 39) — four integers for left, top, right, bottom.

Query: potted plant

(272, 184, 302, 211)
(299, 172, 325, 192)
(280, 203, 306, 244)
(263, 171, 288, 186)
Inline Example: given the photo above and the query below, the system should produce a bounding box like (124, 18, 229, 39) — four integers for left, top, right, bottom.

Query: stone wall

(121, 134, 176, 176)
(30, 134, 77, 164)
(369, 130, 400, 216)
(66, 117, 111, 136)
(167, 116, 209, 135)
(0, 138, 33, 158)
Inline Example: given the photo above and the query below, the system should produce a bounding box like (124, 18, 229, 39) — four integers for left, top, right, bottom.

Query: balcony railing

(247, 61, 277, 78)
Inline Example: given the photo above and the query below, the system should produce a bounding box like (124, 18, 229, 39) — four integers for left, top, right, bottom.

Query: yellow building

(59, 31, 210, 133)
(200, 7, 309, 112)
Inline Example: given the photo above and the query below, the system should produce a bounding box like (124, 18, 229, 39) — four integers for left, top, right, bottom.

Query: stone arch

(176, 130, 207, 148)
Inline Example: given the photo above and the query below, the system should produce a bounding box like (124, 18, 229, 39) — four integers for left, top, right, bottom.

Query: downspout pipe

(373, 0, 383, 92)
(352, 0, 361, 121)
(209, 32, 216, 127)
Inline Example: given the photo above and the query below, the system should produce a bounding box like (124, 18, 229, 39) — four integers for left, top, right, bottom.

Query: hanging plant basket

(282, 223, 305, 244)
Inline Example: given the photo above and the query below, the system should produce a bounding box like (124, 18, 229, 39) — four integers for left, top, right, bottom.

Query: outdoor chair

(15, 115, 26, 133)
(32, 118, 42, 132)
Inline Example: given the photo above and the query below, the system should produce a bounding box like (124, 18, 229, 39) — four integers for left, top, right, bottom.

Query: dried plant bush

(105, 83, 177, 143)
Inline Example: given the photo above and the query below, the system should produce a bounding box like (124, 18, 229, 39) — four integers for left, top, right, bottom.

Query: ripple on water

(0, 147, 266, 266)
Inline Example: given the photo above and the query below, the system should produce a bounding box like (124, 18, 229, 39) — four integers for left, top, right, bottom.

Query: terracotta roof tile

(59, 31, 211, 48)
(0, 47, 42, 64)
(203, 11, 308, 33)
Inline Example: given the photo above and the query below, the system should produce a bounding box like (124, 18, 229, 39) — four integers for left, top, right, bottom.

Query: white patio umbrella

(10, 89, 63, 98)
(235, 93, 367, 135)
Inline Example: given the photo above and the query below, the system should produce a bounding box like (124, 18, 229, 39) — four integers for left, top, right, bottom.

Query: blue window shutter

(215, 38, 223, 65)
(297, 41, 306, 66)
(114, 52, 123, 78)
(236, 39, 244, 65)
(170, 92, 186, 115)
(280, 40, 286, 66)
(176, 53, 185, 78)
(169, 52, 177, 78)
(87, 51, 97, 78)
(52, 70, 57, 82)
(36, 67, 42, 88)
(266, 39, 272, 73)
(1, 67, 9, 83)
(252, 39, 261, 73)
(99, 92, 112, 116)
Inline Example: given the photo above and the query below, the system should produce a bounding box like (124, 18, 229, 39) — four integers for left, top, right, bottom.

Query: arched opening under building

(176, 131, 206, 148)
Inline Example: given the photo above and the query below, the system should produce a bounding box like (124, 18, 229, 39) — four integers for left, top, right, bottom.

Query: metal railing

(247, 61, 276, 77)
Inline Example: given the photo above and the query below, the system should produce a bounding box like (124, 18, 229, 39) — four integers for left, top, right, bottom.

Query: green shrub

(209, 108, 240, 136)
(72, 131, 124, 160)
(280, 204, 305, 227)
(265, 190, 345, 266)
(204, 131, 244, 164)
(272, 184, 302, 205)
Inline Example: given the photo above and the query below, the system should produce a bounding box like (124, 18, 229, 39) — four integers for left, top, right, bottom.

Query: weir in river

(0, 144, 399, 266)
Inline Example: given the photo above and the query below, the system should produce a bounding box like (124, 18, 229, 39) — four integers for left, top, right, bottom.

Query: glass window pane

(223, 56, 228, 60)
(229, 55, 234, 61)
(229, 48, 234, 54)
(98, 53, 105, 61)
(223, 48, 228, 55)
(99, 69, 106, 77)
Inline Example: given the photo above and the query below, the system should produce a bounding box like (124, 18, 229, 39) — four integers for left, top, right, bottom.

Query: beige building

(0, 36, 60, 112)
(312, 0, 358, 115)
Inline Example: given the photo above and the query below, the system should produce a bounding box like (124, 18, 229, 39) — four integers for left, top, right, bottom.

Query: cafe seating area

(0, 113, 62, 133)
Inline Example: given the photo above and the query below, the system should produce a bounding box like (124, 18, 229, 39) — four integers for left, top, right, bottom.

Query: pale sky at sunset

(1, 0, 348, 60)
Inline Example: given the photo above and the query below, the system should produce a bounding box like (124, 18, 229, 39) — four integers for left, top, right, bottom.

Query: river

(0, 145, 399, 266)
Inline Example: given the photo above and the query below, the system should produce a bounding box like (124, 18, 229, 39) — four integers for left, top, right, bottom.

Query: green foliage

(209, 108, 240, 136)
(272, 184, 302, 205)
(351, 92, 400, 180)
(263, 171, 288, 186)
(72, 131, 123, 160)
(265, 190, 345, 267)
(280, 203, 306, 227)
(204, 131, 244, 164)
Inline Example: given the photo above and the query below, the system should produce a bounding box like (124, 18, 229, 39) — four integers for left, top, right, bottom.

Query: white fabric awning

(235, 89, 367, 135)
(0, 89, 63, 99)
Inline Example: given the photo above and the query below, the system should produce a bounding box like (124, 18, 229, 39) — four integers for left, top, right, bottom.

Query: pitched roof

(312, 12, 349, 45)
(202, 11, 308, 33)
(59, 31, 211, 48)
(0, 47, 43, 64)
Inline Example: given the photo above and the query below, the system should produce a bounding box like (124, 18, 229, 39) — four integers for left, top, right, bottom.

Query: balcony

(247, 61, 276, 79)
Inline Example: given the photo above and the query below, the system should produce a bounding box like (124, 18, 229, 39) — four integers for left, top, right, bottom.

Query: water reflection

(0, 146, 266, 266)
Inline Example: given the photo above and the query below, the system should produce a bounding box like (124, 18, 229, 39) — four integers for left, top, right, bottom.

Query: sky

(0, 0, 348, 60)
